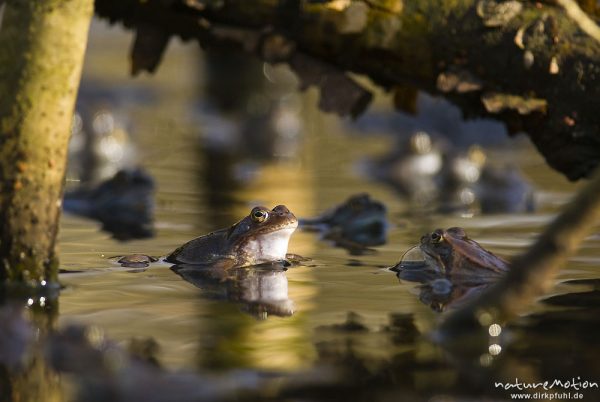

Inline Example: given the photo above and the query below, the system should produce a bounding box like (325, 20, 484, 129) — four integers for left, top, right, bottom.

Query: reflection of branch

(441, 166, 600, 333)
(556, 0, 600, 43)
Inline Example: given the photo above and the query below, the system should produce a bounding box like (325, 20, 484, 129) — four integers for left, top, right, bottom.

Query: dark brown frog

(420, 227, 509, 283)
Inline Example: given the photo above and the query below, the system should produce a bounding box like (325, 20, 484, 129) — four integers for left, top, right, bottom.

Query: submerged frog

(165, 205, 298, 269)
(419, 227, 509, 283)
(301, 193, 387, 249)
(117, 254, 158, 269)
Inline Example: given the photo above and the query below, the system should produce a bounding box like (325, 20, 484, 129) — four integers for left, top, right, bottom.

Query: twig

(556, 0, 600, 44)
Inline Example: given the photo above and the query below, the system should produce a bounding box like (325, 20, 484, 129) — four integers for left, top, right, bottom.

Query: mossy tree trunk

(0, 0, 93, 284)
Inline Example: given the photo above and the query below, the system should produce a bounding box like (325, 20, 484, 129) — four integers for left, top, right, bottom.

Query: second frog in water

(300, 193, 388, 251)
(393, 227, 510, 311)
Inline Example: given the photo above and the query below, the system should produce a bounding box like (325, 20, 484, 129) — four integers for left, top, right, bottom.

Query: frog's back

(456, 240, 508, 273)
(165, 229, 232, 265)
(448, 237, 509, 282)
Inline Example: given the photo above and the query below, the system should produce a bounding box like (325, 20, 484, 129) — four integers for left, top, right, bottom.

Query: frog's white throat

(243, 227, 297, 263)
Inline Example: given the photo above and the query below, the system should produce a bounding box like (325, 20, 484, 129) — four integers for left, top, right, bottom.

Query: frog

(435, 145, 486, 214)
(438, 149, 535, 215)
(419, 227, 509, 283)
(477, 165, 535, 214)
(368, 132, 443, 203)
(117, 254, 158, 269)
(165, 205, 298, 269)
(63, 168, 155, 240)
(300, 193, 387, 249)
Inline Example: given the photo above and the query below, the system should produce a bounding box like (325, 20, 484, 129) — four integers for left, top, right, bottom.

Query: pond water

(50, 21, 600, 401)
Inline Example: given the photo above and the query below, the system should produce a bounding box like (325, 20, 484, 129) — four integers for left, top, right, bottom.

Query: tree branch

(556, 0, 600, 43)
(94, 0, 600, 180)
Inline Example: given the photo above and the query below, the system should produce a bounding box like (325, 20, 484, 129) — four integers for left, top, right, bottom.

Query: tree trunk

(0, 0, 93, 284)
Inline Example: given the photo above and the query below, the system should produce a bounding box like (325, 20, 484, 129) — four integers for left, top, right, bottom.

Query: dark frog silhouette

(300, 193, 388, 251)
(165, 205, 298, 269)
(63, 168, 155, 240)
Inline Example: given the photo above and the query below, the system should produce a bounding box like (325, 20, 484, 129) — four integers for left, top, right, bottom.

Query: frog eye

(251, 209, 269, 223)
(430, 232, 443, 243)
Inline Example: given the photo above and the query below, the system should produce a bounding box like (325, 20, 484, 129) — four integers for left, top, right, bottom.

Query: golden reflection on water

(197, 157, 319, 371)
(200, 300, 317, 371)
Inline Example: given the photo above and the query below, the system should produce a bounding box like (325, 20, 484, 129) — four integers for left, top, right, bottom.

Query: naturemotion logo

(494, 377, 598, 392)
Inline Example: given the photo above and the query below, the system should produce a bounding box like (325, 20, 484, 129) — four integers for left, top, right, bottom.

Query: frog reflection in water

(165, 205, 298, 269)
(172, 265, 294, 318)
(394, 227, 509, 311)
(301, 194, 387, 251)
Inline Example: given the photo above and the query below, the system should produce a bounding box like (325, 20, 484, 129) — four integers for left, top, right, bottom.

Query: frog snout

(273, 205, 291, 215)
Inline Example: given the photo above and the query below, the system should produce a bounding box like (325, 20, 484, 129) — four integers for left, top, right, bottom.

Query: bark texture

(95, 0, 600, 180)
(0, 0, 94, 283)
